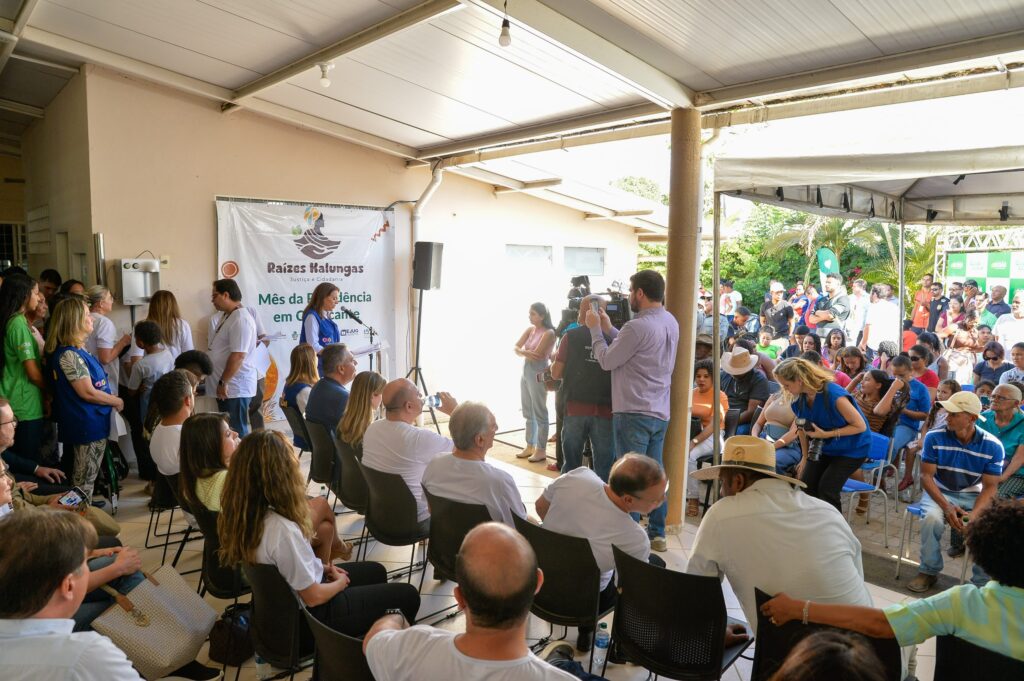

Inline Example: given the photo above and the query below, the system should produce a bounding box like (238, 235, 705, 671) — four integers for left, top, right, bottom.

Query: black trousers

(801, 454, 866, 513)
(248, 377, 266, 432)
(309, 561, 420, 637)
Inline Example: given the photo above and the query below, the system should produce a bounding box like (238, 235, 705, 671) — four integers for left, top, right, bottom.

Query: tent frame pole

(898, 200, 906, 342)
(710, 191, 722, 503)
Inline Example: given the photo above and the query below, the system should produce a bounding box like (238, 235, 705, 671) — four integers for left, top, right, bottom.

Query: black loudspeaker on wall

(412, 241, 443, 290)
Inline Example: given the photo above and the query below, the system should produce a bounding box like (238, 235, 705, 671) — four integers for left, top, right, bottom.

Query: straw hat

(696, 333, 714, 346)
(721, 347, 758, 375)
(690, 435, 806, 487)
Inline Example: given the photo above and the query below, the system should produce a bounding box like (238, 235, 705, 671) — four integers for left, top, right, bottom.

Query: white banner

(216, 197, 395, 420)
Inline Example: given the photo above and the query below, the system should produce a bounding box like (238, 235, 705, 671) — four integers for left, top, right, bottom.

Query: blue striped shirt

(920, 426, 1004, 492)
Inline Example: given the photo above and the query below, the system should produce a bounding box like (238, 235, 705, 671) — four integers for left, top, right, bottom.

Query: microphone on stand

(340, 305, 361, 322)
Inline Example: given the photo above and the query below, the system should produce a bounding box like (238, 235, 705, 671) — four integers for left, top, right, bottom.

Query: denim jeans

(218, 396, 252, 437)
(892, 424, 919, 455)
(562, 415, 614, 481)
(918, 490, 989, 585)
(613, 413, 668, 538)
(520, 360, 550, 448)
(762, 424, 801, 472)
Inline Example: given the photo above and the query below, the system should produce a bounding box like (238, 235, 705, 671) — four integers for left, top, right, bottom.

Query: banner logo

(221, 261, 239, 278)
(293, 207, 341, 260)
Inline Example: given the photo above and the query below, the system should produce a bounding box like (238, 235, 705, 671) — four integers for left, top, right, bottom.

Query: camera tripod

(406, 287, 440, 434)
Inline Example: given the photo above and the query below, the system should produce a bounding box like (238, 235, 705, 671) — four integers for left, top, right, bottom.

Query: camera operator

(585, 270, 678, 552)
(551, 295, 614, 481)
(773, 358, 870, 513)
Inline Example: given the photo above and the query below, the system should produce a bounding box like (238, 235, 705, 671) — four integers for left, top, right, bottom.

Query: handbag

(208, 603, 255, 666)
(92, 565, 217, 680)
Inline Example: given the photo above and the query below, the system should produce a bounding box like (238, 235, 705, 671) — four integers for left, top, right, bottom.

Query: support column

(663, 108, 703, 533)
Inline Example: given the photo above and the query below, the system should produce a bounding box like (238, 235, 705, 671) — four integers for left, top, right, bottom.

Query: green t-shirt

(1, 314, 43, 420)
(755, 343, 779, 360)
(978, 409, 1024, 478)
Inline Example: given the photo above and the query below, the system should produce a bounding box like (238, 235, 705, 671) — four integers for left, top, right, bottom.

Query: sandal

(855, 496, 869, 515)
(898, 477, 914, 492)
(686, 499, 700, 517)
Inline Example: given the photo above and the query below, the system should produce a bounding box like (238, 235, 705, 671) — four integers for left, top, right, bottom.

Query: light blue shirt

(0, 618, 142, 680)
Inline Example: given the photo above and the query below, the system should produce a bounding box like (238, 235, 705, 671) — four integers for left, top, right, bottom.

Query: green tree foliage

(612, 176, 669, 205)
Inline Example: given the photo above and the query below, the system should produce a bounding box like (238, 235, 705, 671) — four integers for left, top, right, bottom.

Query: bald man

(364, 523, 583, 680)
(361, 378, 458, 530)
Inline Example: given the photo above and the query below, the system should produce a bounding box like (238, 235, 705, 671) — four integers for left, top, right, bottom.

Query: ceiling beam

(418, 101, 663, 160)
(0, 0, 40, 77)
(585, 209, 654, 220)
(225, 0, 460, 109)
(0, 97, 42, 117)
(697, 28, 1024, 107)
(9, 52, 79, 75)
(494, 178, 562, 193)
(20, 27, 418, 158)
(461, 0, 693, 109)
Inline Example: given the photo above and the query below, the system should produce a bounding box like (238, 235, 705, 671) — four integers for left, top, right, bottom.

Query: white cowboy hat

(721, 347, 758, 375)
(690, 435, 806, 487)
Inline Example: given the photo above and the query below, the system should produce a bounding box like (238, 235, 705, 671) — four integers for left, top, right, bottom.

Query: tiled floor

(113, 421, 935, 681)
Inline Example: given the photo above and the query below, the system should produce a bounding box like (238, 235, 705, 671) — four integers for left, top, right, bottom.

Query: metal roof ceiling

(3, 0, 1024, 231)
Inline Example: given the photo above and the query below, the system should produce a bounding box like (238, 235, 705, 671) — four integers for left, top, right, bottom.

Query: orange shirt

(903, 329, 918, 352)
(692, 388, 729, 431)
(911, 289, 930, 328)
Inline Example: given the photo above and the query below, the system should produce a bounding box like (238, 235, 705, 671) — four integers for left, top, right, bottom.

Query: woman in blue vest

(774, 357, 870, 513)
(300, 282, 341, 373)
(279, 343, 319, 449)
(45, 298, 124, 504)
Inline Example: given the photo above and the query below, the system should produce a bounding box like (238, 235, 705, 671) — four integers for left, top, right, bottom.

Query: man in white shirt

(719, 279, 742, 321)
(535, 454, 666, 652)
(0, 509, 143, 681)
(148, 371, 195, 477)
(363, 522, 579, 680)
(361, 378, 458, 531)
(993, 291, 1024, 349)
(859, 283, 900, 360)
(845, 278, 869, 344)
(207, 278, 257, 436)
(688, 436, 873, 633)
(422, 402, 526, 525)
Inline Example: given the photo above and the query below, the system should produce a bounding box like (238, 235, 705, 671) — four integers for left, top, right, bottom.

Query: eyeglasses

(991, 395, 1018, 402)
(0, 418, 17, 427)
(909, 355, 923, 361)
(700, 296, 712, 300)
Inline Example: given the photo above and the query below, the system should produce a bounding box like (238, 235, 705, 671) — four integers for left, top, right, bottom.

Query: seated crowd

(1, 266, 1023, 681)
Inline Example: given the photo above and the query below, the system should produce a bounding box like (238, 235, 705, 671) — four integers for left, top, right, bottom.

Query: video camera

(557, 275, 632, 335)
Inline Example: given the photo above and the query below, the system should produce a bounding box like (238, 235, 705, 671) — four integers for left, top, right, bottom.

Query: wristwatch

(384, 608, 407, 622)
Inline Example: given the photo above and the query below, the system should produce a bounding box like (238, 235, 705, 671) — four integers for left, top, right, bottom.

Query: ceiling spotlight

(498, 0, 511, 47)
(318, 62, 335, 88)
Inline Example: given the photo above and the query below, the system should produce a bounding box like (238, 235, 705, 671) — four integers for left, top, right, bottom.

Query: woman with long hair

(973, 340, 1012, 386)
(751, 382, 802, 475)
(935, 295, 965, 340)
(916, 332, 948, 382)
(513, 302, 556, 463)
(822, 328, 846, 368)
(280, 344, 319, 449)
(909, 343, 940, 398)
(84, 285, 132, 392)
(337, 370, 386, 449)
(45, 298, 124, 504)
(218, 431, 418, 636)
(834, 346, 867, 379)
(128, 290, 194, 363)
(773, 358, 870, 512)
(846, 368, 906, 513)
(944, 310, 981, 384)
(300, 282, 341, 371)
(686, 359, 728, 516)
(0, 274, 47, 466)
(178, 412, 238, 513)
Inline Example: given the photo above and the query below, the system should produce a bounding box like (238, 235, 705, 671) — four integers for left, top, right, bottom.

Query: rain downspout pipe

(408, 163, 445, 368)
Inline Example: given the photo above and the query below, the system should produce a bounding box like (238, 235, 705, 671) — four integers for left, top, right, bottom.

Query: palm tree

(861, 226, 939, 310)
(764, 216, 883, 283)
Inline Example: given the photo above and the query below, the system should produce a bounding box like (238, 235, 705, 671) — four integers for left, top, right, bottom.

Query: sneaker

(906, 572, 937, 593)
(165, 661, 223, 681)
(528, 449, 548, 463)
(650, 536, 668, 552)
(541, 642, 575, 665)
(516, 446, 536, 459)
(546, 463, 559, 472)
(947, 544, 965, 558)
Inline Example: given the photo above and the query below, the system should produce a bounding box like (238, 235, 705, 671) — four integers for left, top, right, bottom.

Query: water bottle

(254, 654, 271, 680)
(593, 622, 611, 667)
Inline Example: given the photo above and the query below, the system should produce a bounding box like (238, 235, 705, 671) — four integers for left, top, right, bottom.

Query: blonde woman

(218, 431, 419, 637)
(84, 285, 131, 393)
(773, 358, 870, 512)
(280, 344, 319, 450)
(128, 290, 194, 363)
(45, 298, 124, 504)
(337, 370, 386, 449)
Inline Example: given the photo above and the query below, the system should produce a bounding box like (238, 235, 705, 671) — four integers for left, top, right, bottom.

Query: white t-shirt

(128, 318, 194, 360)
(206, 306, 257, 398)
(210, 306, 268, 379)
(125, 349, 174, 395)
(365, 626, 575, 681)
(540, 468, 649, 591)
(719, 290, 742, 315)
(362, 420, 454, 522)
(84, 313, 121, 394)
(254, 511, 323, 592)
(687, 478, 873, 633)
(149, 423, 183, 476)
(993, 313, 1024, 349)
(863, 299, 900, 350)
(422, 455, 527, 525)
(0, 618, 143, 681)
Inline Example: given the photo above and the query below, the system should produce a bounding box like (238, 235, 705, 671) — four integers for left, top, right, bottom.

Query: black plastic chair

(751, 588, 901, 681)
(934, 634, 1024, 680)
(281, 401, 312, 459)
(145, 473, 188, 559)
(305, 419, 339, 492)
(512, 514, 612, 671)
(300, 604, 376, 681)
(608, 545, 752, 680)
(334, 437, 369, 516)
(242, 563, 315, 678)
(421, 487, 491, 583)
(191, 507, 250, 601)
(353, 458, 429, 583)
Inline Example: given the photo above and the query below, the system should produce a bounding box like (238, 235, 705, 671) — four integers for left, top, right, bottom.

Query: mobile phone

(57, 487, 87, 508)
(589, 299, 600, 317)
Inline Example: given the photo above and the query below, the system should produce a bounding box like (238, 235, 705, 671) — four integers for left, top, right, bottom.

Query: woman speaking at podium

(300, 283, 341, 372)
